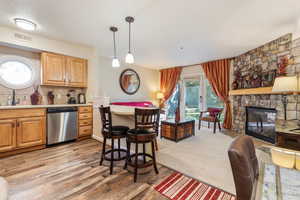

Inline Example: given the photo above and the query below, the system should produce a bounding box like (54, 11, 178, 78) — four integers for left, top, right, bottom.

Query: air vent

(14, 33, 32, 41)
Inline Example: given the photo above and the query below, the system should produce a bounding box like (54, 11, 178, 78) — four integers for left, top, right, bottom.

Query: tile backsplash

(0, 85, 85, 106)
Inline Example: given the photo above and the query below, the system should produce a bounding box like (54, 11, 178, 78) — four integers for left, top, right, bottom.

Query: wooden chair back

(134, 108, 160, 132)
(99, 105, 112, 134)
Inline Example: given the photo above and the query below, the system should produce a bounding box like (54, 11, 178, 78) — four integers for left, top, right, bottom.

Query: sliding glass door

(181, 75, 223, 122)
(182, 77, 203, 121)
(165, 72, 223, 122)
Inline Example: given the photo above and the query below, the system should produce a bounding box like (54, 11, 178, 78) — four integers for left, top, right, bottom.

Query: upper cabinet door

(0, 119, 16, 152)
(41, 52, 66, 86)
(66, 57, 87, 87)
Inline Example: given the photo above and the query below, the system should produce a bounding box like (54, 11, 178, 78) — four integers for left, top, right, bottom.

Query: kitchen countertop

(276, 120, 300, 135)
(0, 104, 92, 110)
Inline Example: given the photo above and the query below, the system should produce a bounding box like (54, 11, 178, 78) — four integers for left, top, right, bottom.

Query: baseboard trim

(92, 134, 103, 142)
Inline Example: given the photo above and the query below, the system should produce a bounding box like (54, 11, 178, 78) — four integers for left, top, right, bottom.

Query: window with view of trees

(165, 76, 224, 122)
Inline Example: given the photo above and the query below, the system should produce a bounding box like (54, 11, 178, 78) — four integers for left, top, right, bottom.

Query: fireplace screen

(245, 106, 277, 143)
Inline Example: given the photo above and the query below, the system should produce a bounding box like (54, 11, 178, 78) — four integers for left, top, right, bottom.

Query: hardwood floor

(0, 139, 173, 200)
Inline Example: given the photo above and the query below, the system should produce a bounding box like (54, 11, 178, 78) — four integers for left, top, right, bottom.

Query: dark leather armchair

(228, 136, 259, 200)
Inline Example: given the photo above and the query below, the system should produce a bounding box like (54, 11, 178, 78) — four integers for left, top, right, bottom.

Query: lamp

(110, 26, 120, 68)
(272, 75, 299, 127)
(156, 92, 164, 100)
(156, 92, 164, 108)
(272, 76, 298, 93)
(125, 16, 135, 64)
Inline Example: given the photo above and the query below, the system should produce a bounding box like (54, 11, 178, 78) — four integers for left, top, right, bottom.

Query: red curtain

(160, 67, 182, 121)
(202, 59, 232, 129)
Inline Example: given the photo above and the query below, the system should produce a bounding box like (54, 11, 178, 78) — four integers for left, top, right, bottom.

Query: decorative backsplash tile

(0, 85, 85, 106)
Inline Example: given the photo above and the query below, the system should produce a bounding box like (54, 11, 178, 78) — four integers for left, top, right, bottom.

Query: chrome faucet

(12, 89, 16, 106)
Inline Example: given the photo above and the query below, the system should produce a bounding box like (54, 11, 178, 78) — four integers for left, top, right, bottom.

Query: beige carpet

(156, 128, 270, 195)
(156, 128, 237, 194)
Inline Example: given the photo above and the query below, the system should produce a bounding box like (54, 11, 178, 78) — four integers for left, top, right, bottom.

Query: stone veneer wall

(232, 34, 300, 134)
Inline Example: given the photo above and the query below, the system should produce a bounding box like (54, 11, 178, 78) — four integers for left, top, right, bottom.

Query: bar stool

(124, 108, 160, 182)
(99, 106, 129, 174)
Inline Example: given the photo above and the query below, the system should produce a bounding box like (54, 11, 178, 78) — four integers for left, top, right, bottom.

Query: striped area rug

(154, 172, 235, 200)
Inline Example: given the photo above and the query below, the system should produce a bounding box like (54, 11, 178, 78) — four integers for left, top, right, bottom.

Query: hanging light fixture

(125, 16, 135, 64)
(110, 26, 120, 68)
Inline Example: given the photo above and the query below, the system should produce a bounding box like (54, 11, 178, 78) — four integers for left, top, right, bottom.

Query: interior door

(17, 117, 46, 148)
(0, 119, 16, 152)
(41, 53, 66, 85)
(66, 57, 87, 87)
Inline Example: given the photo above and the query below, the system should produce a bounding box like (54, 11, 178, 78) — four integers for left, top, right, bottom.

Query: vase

(30, 87, 41, 105)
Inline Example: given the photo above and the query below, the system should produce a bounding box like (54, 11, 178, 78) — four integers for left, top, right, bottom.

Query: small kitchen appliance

(78, 93, 86, 104)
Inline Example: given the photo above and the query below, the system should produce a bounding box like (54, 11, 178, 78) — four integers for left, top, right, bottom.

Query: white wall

(95, 56, 159, 103)
(0, 26, 93, 59)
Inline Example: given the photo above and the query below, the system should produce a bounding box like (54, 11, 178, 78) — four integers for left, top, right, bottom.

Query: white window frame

(0, 55, 36, 89)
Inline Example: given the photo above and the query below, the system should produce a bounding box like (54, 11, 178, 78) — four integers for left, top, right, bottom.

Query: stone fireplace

(231, 34, 300, 136)
(245, 106, 277, 143)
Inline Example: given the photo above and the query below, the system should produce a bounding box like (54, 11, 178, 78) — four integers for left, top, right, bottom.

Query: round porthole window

(0, 56, 35, 89)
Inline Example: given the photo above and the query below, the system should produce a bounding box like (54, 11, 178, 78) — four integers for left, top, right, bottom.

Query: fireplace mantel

(229, 87, 273, 96)
(229, 87, 294, 96)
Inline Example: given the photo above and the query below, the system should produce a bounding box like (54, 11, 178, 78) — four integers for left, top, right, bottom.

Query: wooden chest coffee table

(160, 120, 195, 142)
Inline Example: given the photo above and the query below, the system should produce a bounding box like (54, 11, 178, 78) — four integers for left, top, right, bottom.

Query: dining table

(254, 146, 300, 200)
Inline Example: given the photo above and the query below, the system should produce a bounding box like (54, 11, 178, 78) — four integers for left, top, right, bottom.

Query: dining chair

(99, 105, 129, 174)
(124, 108, 160, 182)
(198, 107, 223, 133)
(228, 136, 259, 200)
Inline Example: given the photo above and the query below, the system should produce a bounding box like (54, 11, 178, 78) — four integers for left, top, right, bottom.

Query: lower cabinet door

(0, 119, 16, 152)
(17, 117, 46, 148)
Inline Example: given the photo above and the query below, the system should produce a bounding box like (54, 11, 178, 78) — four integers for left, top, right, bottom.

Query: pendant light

(110, 26, 120, 68)
(125, 16, 135, 64)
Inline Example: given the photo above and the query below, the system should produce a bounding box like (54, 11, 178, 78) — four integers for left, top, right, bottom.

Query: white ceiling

(0, 0, 300, 69)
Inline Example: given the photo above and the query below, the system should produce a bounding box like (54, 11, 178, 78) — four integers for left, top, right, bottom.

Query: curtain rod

(160, 57, 235, 71)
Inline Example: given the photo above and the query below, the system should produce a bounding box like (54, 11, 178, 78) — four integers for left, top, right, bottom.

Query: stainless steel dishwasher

(47, 107, 78, 145)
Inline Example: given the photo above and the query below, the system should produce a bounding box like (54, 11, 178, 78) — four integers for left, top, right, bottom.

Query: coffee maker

(67, 90, 76, 104)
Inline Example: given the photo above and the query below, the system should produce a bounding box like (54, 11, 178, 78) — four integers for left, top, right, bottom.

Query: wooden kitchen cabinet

(0, 119, 16, 152)
(0, 109, 46, 158)
(66, 57, 87, 87)
(17, 117, 46, 149)
(78, 106, 93, 138)
(41, 52, 66, 86)
(41, 52, 87, 88)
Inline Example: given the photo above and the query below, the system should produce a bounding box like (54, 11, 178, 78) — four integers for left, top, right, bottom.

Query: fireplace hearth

(245, 106, 277, 143)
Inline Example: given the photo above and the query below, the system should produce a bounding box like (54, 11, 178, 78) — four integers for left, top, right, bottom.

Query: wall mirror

(119, 68, 140, 95)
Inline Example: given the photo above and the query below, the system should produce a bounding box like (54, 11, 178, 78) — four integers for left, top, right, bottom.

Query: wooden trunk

(161, 120, 195, 142)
